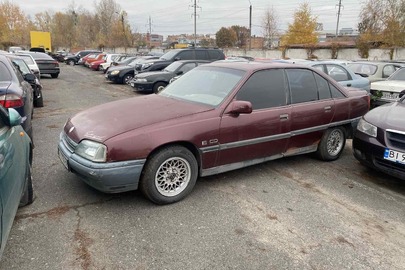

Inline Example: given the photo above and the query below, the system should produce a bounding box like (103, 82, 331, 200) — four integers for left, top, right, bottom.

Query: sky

(12, 0, 363, 37)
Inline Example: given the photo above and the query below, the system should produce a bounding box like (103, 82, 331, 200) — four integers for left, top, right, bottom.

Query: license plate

(58, 149, 69, 170)
(381, 92, 399, 100)
(384, 149, 405, 165)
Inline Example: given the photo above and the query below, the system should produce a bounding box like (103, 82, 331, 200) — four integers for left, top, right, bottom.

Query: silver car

(14, 53, 41, 79)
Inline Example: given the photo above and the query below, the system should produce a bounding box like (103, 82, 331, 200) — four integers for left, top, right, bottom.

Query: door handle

(279, 114, 289, 120)
(324, 106, 332, 111)
(347, 83, 352, 87)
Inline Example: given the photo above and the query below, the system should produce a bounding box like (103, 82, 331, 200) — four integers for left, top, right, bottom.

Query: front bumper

(131, 81, 154, 92)
(352, 131, 405, 181)
(58, 134, 146, 193)
(105, 73, 120, 83)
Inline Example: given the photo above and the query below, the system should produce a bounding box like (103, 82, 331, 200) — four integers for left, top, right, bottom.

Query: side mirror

(0, 107, 22, 127)
(174, 57, 181, 61)
(176, 70, 184, 75)
(399, 90, 405, 99)
(355, 72, 369, 78)
(24, 73, 36, 83)
(225, 100, 253, 116)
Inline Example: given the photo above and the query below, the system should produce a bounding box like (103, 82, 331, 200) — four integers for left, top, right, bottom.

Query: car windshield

(347, 63, 378, 75)
(159, 50, 180, 60)
(164, 61, 183, 72)
(388, 68, 405, 81)
(119, 57, 136, 65)
(159, 66, 245, 107)
(10, 58, 31, 74)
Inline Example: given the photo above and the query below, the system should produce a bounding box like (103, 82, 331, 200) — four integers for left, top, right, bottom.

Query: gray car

(347, 61, 404, 82)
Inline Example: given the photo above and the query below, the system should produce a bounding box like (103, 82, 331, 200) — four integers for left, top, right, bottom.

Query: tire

(316, 127, 346, 161)
(140, 146, 198, 205)
(67, 60, 75, 66)
(19, 162, 34, 207)
(34, 88, 44, 107)
(51, 73, 59, 78)
(123, 74, 134, 85)
(153, 82, 167, 93)
(104, 67, 109, 74)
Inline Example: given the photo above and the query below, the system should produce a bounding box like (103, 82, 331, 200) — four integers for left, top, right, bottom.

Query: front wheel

(316, 127, 346, 161)
(67, 60, 75, 66)
(153, 82, 167, 93)
(123, 74, 134, 85)
(51, 73, 59, 78)
(34, 88, 44, 107)
(20, 163, 34, 207)
(140, 146, 198, 205)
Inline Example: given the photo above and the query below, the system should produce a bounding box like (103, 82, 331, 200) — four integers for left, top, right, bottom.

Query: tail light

(0, 94, 24, 108)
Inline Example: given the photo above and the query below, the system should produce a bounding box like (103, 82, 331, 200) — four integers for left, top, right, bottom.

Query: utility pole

(335, 0, 342, 37)
(249, 3, 252, 50)
(190, 0, 201, 47)
(148, 16, 152, 49)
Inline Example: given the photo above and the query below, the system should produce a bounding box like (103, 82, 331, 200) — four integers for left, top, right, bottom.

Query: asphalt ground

(1, 64, 405, 270)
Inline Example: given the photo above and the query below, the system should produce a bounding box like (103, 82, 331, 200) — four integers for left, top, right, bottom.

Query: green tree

(280, 2, 318, 46)
(216, 27, 237, 48)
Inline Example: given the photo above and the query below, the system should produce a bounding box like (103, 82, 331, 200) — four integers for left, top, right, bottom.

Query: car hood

(135, 70, 171, 79)
(65, 95, 213, 143)
(365, 100, 405, 130)
(108, 65, 132, 72)
(371, 80, 405, 93)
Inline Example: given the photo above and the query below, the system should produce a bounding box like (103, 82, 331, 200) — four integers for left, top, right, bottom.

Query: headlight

(75, 140, 107, 162)
(142, 63, 153, 69)
(357, 118, 377, 137)
(110, 70, 120, 75)
(136, 78, 147, 82)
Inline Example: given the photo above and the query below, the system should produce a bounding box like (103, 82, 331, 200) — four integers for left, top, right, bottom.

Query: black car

(353, 91, 405, 180)
(130, 60, 209, 93)
(135, 48, 225, 73)
(7, 55, 43, 107)
(64, 50, 101, 66)
(105, 56, 159, 85)
(22, 51, 60, 78)
(0, 55, 34, 138)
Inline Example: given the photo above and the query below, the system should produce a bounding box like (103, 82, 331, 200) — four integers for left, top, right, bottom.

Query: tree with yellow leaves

(280, 3, 318, 47)
(0, 1, 31, 48)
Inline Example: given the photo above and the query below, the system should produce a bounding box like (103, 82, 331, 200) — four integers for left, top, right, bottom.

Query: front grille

(386, 130, 405, 150)
(61, 132, 78, 153)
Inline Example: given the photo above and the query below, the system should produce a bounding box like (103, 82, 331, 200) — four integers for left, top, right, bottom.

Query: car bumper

(352, 131, 405, 180)
(39, 69, 60, 75)
(105, 73, 120, 83)
(58, 135, 146, 193)
(131, 81, 154, 92)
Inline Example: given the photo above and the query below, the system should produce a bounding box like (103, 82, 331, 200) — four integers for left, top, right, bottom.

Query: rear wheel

(153, 82, 167, 93)
(316, 127, 346, 161)
(140, 146, 198, 204)
(34, 88, 44, 107)
(67, 60, 75, 66)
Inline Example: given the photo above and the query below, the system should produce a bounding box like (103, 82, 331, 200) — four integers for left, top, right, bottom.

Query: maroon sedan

(353, 92, 405, 180)
(58, 62, 370, 204)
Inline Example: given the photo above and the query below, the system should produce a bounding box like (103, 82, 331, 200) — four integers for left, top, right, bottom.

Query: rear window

(0, 62, 11, 81)
(15, 55, 34, 65)
(208, 50, 223, 60)
(347, 63, 377, 75)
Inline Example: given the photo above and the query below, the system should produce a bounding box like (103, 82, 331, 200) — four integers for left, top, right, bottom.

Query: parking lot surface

(1, 65, 405, 270)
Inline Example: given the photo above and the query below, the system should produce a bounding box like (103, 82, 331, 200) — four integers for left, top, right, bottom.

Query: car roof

(17, 51, 53, 60)
(206, 61, 298, 72)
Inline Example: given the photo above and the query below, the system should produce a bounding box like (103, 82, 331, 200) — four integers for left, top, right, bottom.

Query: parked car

(58, 62, 369, 205)
(105, 56, 159, 85)
(92, 53, 120, 71)
(353, 91, 405, 180)
(369, 67, 405, 106)
(0, 105, 34, 259)
(135, 48, 225, 73)
(306, 61, 370, 92)
(101, 56, 137, 74)
(52, 51, 71, 62)
(7, 55, 43, 107)
(79, 53, 99, 66)
(84, 53, 105, 67)
(64, 50, 101, 66)
(347, 61, 403, 82)
(130, 60, 209, 93)
(0, 54, 33, 138)
(22, 51, 60, 78)
(13, 53, 41, 79)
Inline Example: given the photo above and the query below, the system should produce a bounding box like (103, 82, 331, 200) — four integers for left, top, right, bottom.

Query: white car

(99, 53, 120, 72)
(14, 53, 41, 79)
(370, 67, 405, 106)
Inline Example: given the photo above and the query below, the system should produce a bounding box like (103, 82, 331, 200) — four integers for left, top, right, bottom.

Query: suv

(135, 48, 225, 73)
(64, 50, 102, 66)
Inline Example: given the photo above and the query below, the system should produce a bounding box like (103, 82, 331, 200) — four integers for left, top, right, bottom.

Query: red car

(58, 62, 370, 204)
(85, 53, 106, 69)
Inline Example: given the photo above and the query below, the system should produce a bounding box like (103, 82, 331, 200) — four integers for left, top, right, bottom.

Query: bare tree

(262, 6, 279, 49)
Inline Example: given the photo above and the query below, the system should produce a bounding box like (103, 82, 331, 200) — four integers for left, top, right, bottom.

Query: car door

(285, 68, 335, 155)
(0, 109, 24, 255)
(217, 69, 291, 166)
